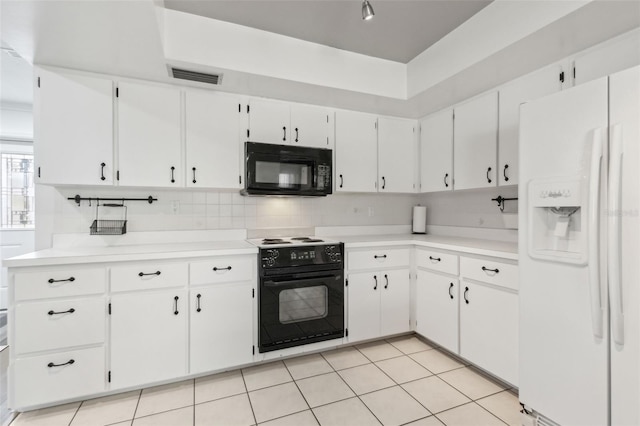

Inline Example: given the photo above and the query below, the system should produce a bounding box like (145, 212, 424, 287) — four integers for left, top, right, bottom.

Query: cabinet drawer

(348, 247, 410, 270)
(13, 346, 105, 409)
(14, 267, 106, 301)
(190, 256, 254, 286)
(416, 249, 459, 275)
(111, 262, 187, 292)
(14, 298, 106, 355)
(460, 257, 518, 291)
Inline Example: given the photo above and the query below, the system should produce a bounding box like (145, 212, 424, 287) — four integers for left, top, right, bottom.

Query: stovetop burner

(250, 236, 333, 247)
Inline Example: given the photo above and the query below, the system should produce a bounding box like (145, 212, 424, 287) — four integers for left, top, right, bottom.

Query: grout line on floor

(130, 389, 142, 421)
(240, 367, 258, 426)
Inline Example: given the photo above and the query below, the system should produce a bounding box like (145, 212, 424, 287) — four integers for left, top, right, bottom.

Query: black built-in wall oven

(258, 242, 344, 353)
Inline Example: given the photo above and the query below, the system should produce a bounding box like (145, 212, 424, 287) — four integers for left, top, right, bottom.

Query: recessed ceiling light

(362, 0, 375, 21)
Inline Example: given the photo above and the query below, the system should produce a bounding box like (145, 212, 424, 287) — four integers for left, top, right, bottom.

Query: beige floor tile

(438, 367, 506, 400)
(195, 393, 255, 426)
(321, 346, 370, 371)
(409, 349, 464, 374)
(132, 406, 193, 426)
(195, 370, 246, 404)
(296, 372, 355, 408)
(404, 416, 445, 426)
(386, 335, 434, 354)
(360, 386, 431, 426)
(249, 382, 308, 423)
(135, 379, 194, 418)
(12, 402, 80, 426)
(476, 390, 521, 426)
(242, 361, 292, 391)
(259, 410, 319, 426)
(284, 354, 333, 380)
(72, 390, 140, 425)
(356, 341, 403, 362)
(105, 422, 132, 426)
(435, 403, 505, 426)
(402, 376, 470, 414)
(312, 397, 381, 426)
(375, 356, 432, 384)
(337, 363, 395, 395)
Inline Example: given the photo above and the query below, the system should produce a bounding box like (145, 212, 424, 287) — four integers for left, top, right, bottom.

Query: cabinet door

(290, 104, 330, 148)
(34, 68, 113, 185)
(453, 92, 498, 190)
(110, 290, 187, 388)
(573, 31, 640, 86)
(419, 108, 453, 192)
(335, 110, 378, 193)
(185, 91, 241, 189)
(459, 281, 518, 385)
(347, 272, 380, 342)
(117, 82, 182, 187)
(248, 99, 290, 144)
(190, 283, 254, 374)
(380, 269, 410, 336)
(378, 117, 416, 193)
(416, 270, 459, 353)
(498, 64, 563, 186)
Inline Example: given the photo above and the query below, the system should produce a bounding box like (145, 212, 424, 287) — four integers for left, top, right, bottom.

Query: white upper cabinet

(185, 90, 242, 189)
(453, 92, 498, 191)
(419, 108, 453, 193)
(335, 110, 378, 193)
(34, 68, 114, 185)
(498, 64, 564, 186)
(377, 117, 416, 193)
(117, 81, 182, 187)
(248, 99, 330, 148)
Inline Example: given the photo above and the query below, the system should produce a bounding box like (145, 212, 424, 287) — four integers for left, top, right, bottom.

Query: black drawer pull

(295, 128, 299, 142)
(374, 255, 387, 259)
(100, 162, 106, 181)
(486, 167, 492, 184)
(48, 359, 75, 368)
(192, 167, 197, 184)
(174, 296, 179, 315)
(213, 266, 232, 271)
(448, 283, 454, 299)
(503, 164, 509, 182)
(48, 308, 75, 316)
(429, 256, 441, 262)
(138, 271, 161, 277)
(283, 126, 287, 141)
(48, 277, 75, 284)
(464, 286, 469, 304)
(339, 174, 343, 188)
(170, 166, 176, 183)
(444, 173, 449, 188)
(482, 266, 500, 274)
(382, 176, 386, 190)
(196, 294, 202, 313)
(373, 275, 378, 290)
(384, 274, 389, 289)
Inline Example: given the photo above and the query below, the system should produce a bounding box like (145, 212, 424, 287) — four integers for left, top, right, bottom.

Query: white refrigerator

(519, 65, 639, 426)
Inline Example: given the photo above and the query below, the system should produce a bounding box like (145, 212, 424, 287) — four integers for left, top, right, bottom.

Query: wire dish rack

(90, 201, 128, 235)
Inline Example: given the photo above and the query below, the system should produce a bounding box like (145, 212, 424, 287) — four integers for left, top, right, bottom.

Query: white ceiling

(163, 0, 492, 63)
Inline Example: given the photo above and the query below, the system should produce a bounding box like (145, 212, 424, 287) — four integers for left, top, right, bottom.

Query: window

(0, 152, 35, 229)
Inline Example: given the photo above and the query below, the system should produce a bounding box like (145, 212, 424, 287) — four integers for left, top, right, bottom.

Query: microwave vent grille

(171, 68, 222, 85)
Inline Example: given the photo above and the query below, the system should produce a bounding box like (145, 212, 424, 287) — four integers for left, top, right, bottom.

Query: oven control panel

(260, 244, 343, 269)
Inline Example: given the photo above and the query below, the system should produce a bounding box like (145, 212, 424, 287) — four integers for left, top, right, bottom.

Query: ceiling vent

(171, 68, 222, 85)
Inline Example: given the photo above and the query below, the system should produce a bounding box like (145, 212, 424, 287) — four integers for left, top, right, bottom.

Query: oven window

(279, 286, 328, 324)
(255, 161, 310, 188)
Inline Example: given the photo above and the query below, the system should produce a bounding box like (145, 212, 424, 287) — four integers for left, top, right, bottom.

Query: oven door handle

(263, 275, 338, 287)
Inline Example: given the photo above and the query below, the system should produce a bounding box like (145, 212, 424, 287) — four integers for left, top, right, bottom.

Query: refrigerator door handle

(588, 128, 604, 339)
(608, 123, 625, 345)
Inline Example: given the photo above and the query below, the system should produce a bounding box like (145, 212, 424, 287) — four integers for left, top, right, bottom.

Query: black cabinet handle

(486, 167, 492, 183)
(48, 308, 75, 315)
(192, 167, 197, 184)
(283, 126, 287, 141)
(196, 294, 202, 313)
(382, 176, 386, 189)
(213, 266, 232, 271)
(503, 164, 509, 182)
(384, 274, 389, 289)
(449, 283, 454, 299)
(174, 296, 179, 315)
(100, 162, 106, 181)
(339, 174, 343, 188)
(48, 359, 75, 368)
(295, 128, 299, 142)
(48, 277, 75, 284)
(138, 271, 161, 277)
(373, 275, 378, 290)
(170, 166, 176, 183)
(444, 173, 449, 188)
(482, 266, 500, 274)
(374, 254, 387, 259)
(464, 286, 469, 304)
(429, 256, 441, 262)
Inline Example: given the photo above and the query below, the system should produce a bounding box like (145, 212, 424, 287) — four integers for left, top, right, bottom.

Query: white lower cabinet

(109, 289, 188, 389)
(416, 270, 459, 353)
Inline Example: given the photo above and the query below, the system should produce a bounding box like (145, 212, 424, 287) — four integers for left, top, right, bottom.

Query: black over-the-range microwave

(242, 142, 333, 196)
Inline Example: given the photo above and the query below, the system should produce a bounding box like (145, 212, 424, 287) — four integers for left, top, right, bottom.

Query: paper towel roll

(412, 206, 427, 234)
